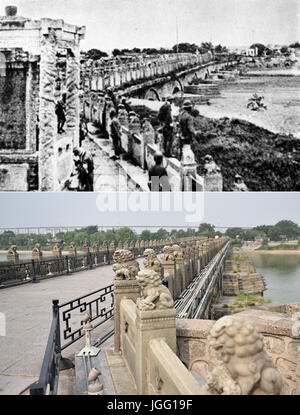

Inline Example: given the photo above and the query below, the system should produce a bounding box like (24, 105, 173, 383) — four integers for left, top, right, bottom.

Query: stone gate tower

(0, 5, 85, 191)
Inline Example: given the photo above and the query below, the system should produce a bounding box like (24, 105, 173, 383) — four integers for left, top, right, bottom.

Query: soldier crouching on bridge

(178, 100, 196, 160)
(148, 151, 171, 192)
(70, 147, 94, 191)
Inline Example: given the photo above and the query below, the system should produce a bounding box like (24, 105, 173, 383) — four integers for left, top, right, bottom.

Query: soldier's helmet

(182, 99, 193, 109)
(204, 154, 213, 162)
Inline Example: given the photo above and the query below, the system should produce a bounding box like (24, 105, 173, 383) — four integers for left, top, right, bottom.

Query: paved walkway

(0, 258, 143, 395)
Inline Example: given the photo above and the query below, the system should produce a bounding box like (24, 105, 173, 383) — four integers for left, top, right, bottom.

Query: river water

(198, 69, 300, 137)
(0, 252, 53, 262)
(248, 252, 300, 304)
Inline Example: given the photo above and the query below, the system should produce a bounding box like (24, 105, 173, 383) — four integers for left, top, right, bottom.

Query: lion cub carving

(136, 269, 174, 311)
(113, 249, 140, 280)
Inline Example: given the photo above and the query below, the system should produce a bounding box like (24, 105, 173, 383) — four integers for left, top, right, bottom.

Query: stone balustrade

(114, 237, 287, 395)
(81, 52, 214, 93)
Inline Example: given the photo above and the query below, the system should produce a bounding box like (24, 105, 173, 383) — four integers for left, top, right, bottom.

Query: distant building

(246, 47, 258, 57)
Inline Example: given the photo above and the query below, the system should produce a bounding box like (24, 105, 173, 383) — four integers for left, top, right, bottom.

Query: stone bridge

(81, 50, 237, 104)
(0, 6, 238, 191)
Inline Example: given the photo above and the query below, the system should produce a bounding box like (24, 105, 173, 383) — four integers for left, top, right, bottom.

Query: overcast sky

(0, 192, 299, 230)
(2, 0, 299, 52)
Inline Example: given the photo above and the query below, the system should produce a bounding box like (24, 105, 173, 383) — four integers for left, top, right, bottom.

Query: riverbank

(192, 113, 300, 191)
(253, 249, 300, 254)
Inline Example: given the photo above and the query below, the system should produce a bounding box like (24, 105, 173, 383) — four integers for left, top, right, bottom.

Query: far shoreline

(247, 249, 300, 255)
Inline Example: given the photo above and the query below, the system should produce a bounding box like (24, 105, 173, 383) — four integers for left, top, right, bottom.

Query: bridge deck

(0, 258, 142, 395)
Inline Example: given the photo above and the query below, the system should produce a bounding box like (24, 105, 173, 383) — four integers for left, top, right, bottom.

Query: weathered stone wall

(176, 309, 300, 395)
(0, 67, 26, 149)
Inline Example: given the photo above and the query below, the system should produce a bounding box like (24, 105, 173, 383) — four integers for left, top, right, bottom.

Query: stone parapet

(114, 279, 140, 352)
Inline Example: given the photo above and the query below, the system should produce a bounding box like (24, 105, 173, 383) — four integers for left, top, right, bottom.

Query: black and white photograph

(0, 0, 299, 192)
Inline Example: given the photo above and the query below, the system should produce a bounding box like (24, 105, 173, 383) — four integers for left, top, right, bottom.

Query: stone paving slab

(0, 259, 143, 395)
(0, 375, 37, 395)
(104, 346, 137, 395)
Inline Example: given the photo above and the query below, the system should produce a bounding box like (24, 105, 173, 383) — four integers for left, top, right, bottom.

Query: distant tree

(289, 42, 300, 49)
(200, 42, 214, 52)
(78, 226, 98, 235)
(225, 227, 244, 239)
(198, 223, 215, 237)
(172, 43, 199, 53)
(273, 220, 300, 239)
(116, 227, 136, 243)
(86, 49, 108, 60)
(250, 43, 266, 56)
(152, 228, 169, 240)
(242, 229, 259, 241)
(140, 230, 152, 241)
(268, 227, 281, 242)
(214, 44, 228, 53)
(112, 48, 122, 57)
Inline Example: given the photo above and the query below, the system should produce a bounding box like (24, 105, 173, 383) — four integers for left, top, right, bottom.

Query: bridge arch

(172, 79, 183, 95)
(144, 87, 161, 101)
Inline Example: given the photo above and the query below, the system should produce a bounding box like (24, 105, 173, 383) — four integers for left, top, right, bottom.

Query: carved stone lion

(203, 316, 283, 395)
(32, 243, 41, 253)
(8, 245, 17, 254)
(143, 248, 163, 278)
(162, 246, 174, 262)
(172, 245, 183, 259)
(112, 249, 140, 280)
(136, 269, 174, 311)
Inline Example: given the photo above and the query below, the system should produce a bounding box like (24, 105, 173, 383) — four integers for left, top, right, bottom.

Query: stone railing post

(101, 241, 109, 264)
(52, 243, 62, 259)
(161, 246, 176, 299)
(173, 245, 185, 296)
(134, 269, 176, 395)
(32, 244, 43, 261)
(136, 307, 176, 395)
(113, 250, 140, 352)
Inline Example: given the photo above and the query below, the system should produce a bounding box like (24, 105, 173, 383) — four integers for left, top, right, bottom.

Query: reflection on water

(248, 253, 300, 304)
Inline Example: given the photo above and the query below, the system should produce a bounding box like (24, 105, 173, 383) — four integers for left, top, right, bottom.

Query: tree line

(225, 220, 300, 242)
(83, 42, 228, 60)
(0, 220, 299, 251)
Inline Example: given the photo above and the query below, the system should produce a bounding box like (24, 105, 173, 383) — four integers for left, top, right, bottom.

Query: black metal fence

(29, 284, 114, 395)
(0, 246, 164, 289)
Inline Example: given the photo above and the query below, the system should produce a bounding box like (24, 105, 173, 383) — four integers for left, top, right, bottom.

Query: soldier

(55, 93, 66, 134)
(109, 109, 122, 159)
(148, 151, 171, 192)
(71, 147, 94, 191)
(178, 100, 196, 159)
(232, 174, 249, 192)
(158, 96, 174, 157)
